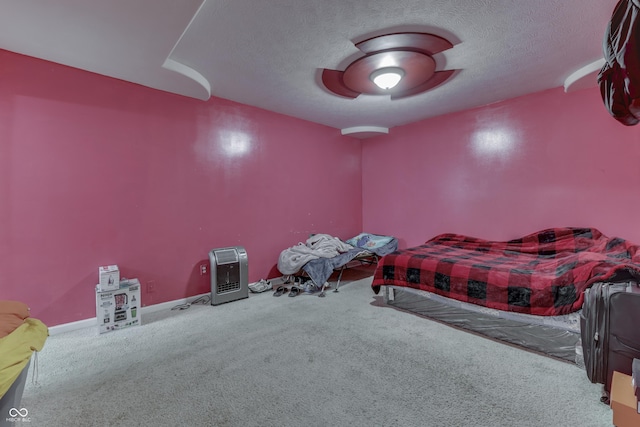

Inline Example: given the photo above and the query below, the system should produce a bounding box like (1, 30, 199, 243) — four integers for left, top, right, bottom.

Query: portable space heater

(209, 246, 248, 305)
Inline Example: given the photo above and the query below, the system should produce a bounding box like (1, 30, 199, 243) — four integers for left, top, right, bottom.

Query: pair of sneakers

(249, 279, 271, 293)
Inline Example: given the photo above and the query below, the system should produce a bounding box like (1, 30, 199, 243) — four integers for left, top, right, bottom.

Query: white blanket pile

(277, 234, 354, 275)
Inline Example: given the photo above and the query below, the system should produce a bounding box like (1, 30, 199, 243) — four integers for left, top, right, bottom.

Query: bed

(278, 233, 398, 293)
(371, 227, 640, 362)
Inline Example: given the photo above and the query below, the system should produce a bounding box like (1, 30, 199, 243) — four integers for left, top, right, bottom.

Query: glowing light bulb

(370, 67, 405, 90)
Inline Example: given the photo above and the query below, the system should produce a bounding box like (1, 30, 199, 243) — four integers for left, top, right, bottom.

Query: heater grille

(216, 280, 240, 294)
(209, 246, 248, 305)
(214, 249, 239, 264)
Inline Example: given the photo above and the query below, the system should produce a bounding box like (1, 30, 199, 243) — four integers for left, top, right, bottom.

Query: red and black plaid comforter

(372, 228, 640, 316)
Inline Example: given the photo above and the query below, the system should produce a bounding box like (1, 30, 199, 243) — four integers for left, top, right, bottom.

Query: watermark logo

(6, 407, 30, 423)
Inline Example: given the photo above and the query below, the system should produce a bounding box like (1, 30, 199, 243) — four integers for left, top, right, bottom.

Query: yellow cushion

(0, 318, 48, 399)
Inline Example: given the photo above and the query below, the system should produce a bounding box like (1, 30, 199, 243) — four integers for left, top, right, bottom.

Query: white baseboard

(48, 291, 211, 336)
(46, 277, 285, 335)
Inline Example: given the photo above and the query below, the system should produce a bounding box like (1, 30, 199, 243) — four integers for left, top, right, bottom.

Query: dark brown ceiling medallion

(322, 32, 455, 99)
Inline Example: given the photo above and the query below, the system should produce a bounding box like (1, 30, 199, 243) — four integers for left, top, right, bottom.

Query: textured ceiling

(0, 0, 618, 136)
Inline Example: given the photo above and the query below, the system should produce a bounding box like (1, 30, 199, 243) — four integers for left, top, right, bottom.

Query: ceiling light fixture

(370, 67, 405, 89)
(321, 31, 456, 100)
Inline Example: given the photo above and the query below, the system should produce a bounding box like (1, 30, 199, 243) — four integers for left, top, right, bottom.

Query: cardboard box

(633, 358, 640, 401)
(611, 371, 640, 427)
(98, 265, 120, 291)
(96, 278, 141, 334)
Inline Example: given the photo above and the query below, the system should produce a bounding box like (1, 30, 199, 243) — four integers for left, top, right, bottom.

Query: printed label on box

(96, 279, 141, 334)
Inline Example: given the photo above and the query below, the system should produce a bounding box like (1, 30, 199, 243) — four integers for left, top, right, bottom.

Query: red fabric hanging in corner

(599, 0, 640, 126)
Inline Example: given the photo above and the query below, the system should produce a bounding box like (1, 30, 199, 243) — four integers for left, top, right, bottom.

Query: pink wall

(362, 87, 640, 249)
(7, 47, 639, 328)
(0, 50, 363, 326)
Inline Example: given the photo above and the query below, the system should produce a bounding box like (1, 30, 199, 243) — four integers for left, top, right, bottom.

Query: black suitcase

(581, 280, 640, 402)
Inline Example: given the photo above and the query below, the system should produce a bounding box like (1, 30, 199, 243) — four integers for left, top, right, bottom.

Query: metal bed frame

(286, 251, 381, 297)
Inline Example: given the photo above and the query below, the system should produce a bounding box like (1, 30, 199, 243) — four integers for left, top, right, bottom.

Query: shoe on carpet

(249, 279, 271, 293)
(303, 283, 319, 294)
(273, 286, 288, 297)
(288, 286, 301, 297)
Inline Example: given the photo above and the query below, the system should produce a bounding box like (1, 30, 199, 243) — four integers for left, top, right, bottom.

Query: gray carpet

(21, 269, 611, 427)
